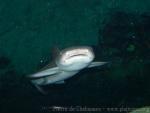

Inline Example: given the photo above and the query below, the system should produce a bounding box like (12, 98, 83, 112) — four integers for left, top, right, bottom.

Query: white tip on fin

(88, 62, 108, 68)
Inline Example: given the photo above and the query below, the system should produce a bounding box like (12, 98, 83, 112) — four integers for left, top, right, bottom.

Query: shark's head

(56, 46, 95, 71)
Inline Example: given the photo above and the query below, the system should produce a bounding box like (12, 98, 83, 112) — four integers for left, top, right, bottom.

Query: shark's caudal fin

(88, 62, 108, 68)
(34, 84, 47, 95)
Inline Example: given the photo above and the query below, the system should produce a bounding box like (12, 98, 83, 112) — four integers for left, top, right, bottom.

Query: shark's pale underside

(28, 46, 107, 93)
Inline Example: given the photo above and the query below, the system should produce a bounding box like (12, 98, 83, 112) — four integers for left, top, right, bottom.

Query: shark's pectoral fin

(54, 80, 65, 84)
(28, 67, 59, 78)
(88, 62, 107, 68)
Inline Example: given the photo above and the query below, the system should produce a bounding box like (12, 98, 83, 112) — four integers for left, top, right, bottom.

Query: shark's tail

(34, 84, 47, 95)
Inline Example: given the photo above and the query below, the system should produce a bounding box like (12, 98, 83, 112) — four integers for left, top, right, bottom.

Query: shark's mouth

(58, 47, 95, 66)
(65, 49, 89, 59)
(66, 54, 87, 59)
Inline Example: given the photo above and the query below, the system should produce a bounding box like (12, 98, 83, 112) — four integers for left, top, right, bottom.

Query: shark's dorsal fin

(51, 47, 61, 59)
(28, 47, 60, 78)
(38, 47, 61, 72)
(28, 47, 61, 78)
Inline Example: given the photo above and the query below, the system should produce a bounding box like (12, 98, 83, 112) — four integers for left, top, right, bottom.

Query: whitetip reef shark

(28, 46, 107, 93)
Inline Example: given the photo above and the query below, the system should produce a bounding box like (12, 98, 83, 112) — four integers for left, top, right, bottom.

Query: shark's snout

(56, 46, 95, 71)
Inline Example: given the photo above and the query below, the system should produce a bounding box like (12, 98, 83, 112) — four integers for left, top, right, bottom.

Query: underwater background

(0, 0, 150, 113)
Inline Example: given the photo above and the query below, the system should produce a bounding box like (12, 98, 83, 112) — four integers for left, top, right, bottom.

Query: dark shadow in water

(97, 11, 150, 112)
